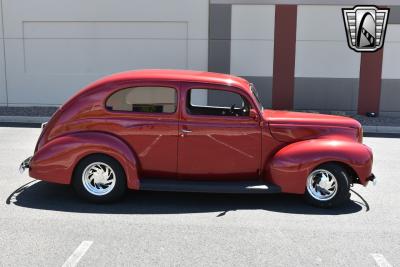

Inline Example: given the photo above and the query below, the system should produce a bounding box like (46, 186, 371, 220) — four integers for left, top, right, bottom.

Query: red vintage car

(19, 69, 375, 207)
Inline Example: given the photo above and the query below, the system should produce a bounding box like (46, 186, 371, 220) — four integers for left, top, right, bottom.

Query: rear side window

(106, 86, 177, 113)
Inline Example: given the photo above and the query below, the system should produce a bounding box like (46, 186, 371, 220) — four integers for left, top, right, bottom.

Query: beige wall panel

(385, 24, 400, 42)
(2, 0, 208, 39)
(5, 39, 98, 105)
(297, 5, 348, 41)
(295, 5, 360, 79)
(231, 5, 275, 40)
(382, 25, 400, 79)
(231, 40, 274, 76)
(230, 4, 274, 77)
(23, 21, 188, 39)
(23, 39, 188, 75)
(187, 40, 208, 71)
(382, 43, 400, 79)
(2, 0, 208, 105)
(295, 41, 360, 78)
(0, 2, 5, 104)
(0, 41, 6, 105)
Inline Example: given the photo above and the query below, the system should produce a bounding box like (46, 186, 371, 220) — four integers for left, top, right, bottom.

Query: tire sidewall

(73, 154, 127, 203)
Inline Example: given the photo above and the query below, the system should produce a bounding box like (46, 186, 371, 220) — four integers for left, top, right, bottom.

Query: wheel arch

(266, 139, 373, 194)
(29, 131, 141, 189)
(314, 160, 359, 184)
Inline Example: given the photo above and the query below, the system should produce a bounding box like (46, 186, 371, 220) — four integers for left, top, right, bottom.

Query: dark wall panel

(208, 4, 232, 74)
(358, 49, 384, 115)
(272, 5, 297, 110)
(294, 78, 359, 112)
(380, 79, 400, 114)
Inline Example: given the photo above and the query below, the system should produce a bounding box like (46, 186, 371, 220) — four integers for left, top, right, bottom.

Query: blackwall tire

(72, 154, 127, 203)
(304, 163, 351, 208)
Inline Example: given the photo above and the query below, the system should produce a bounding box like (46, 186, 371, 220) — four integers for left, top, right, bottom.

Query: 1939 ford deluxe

(20, 70, 375, 207)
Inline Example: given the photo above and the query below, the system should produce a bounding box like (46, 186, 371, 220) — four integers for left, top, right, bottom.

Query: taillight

(35, 122, 49, 152)
(34, 107, 62, 152)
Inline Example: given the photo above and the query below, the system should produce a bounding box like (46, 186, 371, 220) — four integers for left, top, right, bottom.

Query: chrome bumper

(19, 156, 32, 174)
(368, 173, 377, 186)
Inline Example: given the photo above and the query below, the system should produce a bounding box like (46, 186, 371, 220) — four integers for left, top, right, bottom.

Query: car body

(20, 69, 375, 207)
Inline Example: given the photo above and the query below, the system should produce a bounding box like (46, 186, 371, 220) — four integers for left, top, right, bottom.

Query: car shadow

(6, 180, 366, 215)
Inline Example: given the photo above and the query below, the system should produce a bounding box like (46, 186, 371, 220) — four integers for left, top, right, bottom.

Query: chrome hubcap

(82, 162, 116, 196)
(306, 169, 338, 201)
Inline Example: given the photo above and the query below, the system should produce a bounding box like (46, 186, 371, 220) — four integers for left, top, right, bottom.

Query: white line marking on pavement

(62, 241, 93, 267)
(371, 253, 393, 267)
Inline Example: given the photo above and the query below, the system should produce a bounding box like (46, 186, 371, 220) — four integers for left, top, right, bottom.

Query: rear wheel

(305, 163, 351, 208)
(73, 154, 127, 203)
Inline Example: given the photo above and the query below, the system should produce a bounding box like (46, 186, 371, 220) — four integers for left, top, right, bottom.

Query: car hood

(265, 110, 360, 127)
(263, 110, 362, 142)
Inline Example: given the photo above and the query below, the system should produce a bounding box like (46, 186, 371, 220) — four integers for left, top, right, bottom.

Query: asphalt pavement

(0, 126, 399, 267)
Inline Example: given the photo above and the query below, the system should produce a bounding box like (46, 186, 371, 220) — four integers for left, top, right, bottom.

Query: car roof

(90, 69, 250, 91)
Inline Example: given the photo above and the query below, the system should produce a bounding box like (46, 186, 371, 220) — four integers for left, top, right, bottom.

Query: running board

(140, 179, 281, 194)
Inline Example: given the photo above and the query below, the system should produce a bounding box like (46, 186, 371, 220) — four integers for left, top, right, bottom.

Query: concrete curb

(0, 116, 51, 123)
(0, 116, 400, 134)
(363, 125, 400, 134)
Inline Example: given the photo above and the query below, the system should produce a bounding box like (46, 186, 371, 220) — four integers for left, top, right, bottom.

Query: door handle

(180, 129, 192, 137)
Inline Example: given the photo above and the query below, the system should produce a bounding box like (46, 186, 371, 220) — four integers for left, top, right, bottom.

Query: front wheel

(72, 154, 127, 203)
(305, 163, 351, 208)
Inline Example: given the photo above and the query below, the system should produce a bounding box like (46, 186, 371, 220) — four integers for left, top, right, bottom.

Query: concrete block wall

(0, 0, 209, 106)
(208, 4, 274, 108)
(0, 0, 399, 117)
(209, 1, 400, 116)
(381, 22, 400, 116)
(294, 5, 360, 113)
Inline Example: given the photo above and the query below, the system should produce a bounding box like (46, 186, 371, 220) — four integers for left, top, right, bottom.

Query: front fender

(29, 131, 140, 189)
(267, 139, 373, 194)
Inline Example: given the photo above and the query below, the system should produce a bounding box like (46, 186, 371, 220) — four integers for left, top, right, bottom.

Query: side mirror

(249, 109, 259, 120)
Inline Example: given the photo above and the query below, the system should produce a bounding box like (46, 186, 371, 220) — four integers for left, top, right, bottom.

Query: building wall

(0, 0, 399, 116)
(381, 21, 400, 116)
(0, 0, 208, 106)
(231, 5, 275, 108)
(0, 2, 6, 106)
(294, 5, 360, 112)
(209, 4, 274, 108)
(208, 1, 400, 116)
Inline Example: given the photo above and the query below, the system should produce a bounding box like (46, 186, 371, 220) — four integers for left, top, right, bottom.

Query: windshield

(250, 83, 263, 111)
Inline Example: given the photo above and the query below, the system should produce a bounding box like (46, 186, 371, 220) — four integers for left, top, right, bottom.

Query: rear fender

(266, 139, 373, 194)
(29, 131, 140, 189)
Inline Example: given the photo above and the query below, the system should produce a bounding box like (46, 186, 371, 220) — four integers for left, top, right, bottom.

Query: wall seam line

(0, 0, 8, 106)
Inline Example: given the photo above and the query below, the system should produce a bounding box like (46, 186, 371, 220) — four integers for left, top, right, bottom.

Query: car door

(177, 82, 262, 180)
(105, 81, 179, 179)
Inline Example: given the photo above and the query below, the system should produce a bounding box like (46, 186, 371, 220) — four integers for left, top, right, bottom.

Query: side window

(187, 88, 250, 117)
(106, 86, 177, 113)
